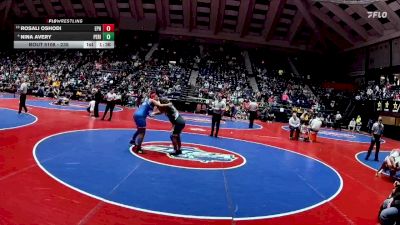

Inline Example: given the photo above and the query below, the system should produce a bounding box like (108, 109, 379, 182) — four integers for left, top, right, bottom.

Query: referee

(101, 89, 117, 121)
(365, 116, 384, 161)
(18, 79, 28, 114)
(248, 99, 258, 128)
(210, 94, 226, 138)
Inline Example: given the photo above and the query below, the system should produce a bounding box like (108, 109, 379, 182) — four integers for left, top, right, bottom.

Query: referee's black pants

(249, 111, 257, 128)
(18, 93, 27, 113)
(211, 113, 222, 137)
(94, 101, 100, 117)
(102, 101, 115, 120)
(366, 134, 381, 161)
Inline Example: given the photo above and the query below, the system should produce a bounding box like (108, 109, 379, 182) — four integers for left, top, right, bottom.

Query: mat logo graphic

(189, 128, 206, 131)
(142, 145, 237, 163)
(183, 116, 226, 124)
(184, 117, 211, 123)
(320, 131, 355, 139)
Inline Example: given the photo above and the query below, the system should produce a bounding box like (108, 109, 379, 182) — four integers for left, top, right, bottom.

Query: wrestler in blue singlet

(134, 99, 154, 128)
(130, 92, 171, 154)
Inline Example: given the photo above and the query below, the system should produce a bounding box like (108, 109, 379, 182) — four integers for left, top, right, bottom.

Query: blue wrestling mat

(281, 126, 383, 144)
(355, 151, 399, 177)
(34, 129, 342, 220)
(0, 93, 18, 99)
(152, 113, 262, 130)
(0, 108, 37, 130)
(26, 100, 123, 112)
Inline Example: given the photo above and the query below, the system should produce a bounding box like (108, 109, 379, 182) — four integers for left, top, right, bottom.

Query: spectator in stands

(300, 111, 311, 125)
(348, 118, 356, 132)
(37, 83, 45, 97)
(367, 118, 374, 133)
(379, 181, 400, 225)
(356, 115, 362, 133)
(266, 107, 275, 123)
(281, 91, 289, 104)
(365, 117, 384, 161)
(289, 112, 300, 140)
(52, 88, 60, 99)
(229, 102, 237, 120)
(326, 114, 333, 128)
(334, 111, 342, 130)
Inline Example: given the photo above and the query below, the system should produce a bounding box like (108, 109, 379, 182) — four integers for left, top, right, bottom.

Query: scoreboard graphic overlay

(14, 19, 115, 49)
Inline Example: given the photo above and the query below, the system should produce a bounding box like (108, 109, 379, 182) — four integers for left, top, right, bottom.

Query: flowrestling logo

(319, 130, 356, 139)
(134, 142, 246, 169)
(367, 11, 388, 19)
(312, 0, 387, 19)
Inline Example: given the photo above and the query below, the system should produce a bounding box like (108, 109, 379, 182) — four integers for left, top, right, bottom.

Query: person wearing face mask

(365, 116, 384, 161)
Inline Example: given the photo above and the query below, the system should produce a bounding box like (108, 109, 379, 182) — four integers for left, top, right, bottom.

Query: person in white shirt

(376, 149, 400, 177)
(348, 118, 356, 132)
(289, 112, 300, 140)
(365, 117, 384, 161)
(115, 93, 122, 105)
(248, 100, 258, 128)
(87, 100, 96, 117)
(210, 94, 226, 138)
(334, 111, 342, 130)
(310, 115, 322, 132)
(101, 89, 117, 121)
(18, 79, 28, 114)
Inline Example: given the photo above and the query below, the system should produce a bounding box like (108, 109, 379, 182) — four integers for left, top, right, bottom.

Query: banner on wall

(376, 100, 400, 113)
(374, 101, 400, 126)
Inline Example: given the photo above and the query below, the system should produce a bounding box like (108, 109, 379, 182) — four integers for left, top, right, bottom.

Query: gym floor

(0, 93, 394, 225)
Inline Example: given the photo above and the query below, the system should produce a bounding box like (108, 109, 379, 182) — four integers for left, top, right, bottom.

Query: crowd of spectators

(0, 39, 196, 106)
(355, 79, 400, 101)
(0, 37, 396, 128)
(196, 45, 252, 101)
(0, 41, 354, 128)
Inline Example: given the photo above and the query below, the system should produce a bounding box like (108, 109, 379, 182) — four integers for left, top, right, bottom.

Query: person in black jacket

(94, 87, 102, 118)
(379, 181, 400, 225)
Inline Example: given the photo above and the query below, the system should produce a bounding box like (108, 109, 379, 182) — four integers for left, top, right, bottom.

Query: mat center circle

(34, 129, 342, 219)
(131, 141, 245, 170)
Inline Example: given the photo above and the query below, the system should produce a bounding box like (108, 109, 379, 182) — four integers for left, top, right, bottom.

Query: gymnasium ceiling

(1, 0, 400, 51)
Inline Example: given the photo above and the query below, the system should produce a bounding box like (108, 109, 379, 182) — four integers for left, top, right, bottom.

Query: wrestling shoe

(170, 150, 182, 156)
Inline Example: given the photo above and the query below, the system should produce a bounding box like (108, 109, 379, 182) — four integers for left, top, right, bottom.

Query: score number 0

(102, 24, 114, 32)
